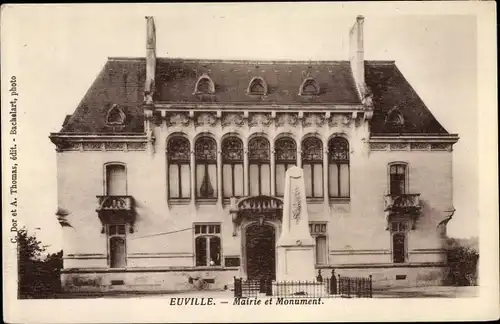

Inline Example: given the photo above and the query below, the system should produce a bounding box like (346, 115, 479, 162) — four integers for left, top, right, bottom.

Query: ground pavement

(55, 285, 478, 299)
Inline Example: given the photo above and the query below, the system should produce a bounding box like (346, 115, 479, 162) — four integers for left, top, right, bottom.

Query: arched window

(275, 137, 297, 196)
(386, 108, 405, 127)
(299, 78, 320, 95)
(247, 77, 267, 95)
(105, 163, 126, 196)
(167, 137, 191, 199)
(248, 137, 271, 196)
(195, 137, 217, 199)
(194, 74, 215, 94)
(389, 163, 407, 195)
(390, 221, 408, 263)
(222, 137, 244, 198)
(328, 137, 350, 198)
(107, 224, 126, 268)
(106, 105, 126, 125)
(302, 137, 323, 198)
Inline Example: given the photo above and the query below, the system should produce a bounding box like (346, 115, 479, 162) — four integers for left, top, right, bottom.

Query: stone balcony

(384, 194, 421, 214)
(96, 195, 136, 232)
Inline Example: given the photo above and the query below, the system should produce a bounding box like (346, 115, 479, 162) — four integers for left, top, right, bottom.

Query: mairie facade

(50, 16, 459, 292)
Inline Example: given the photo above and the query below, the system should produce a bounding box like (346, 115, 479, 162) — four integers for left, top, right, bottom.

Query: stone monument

(276, 166, 316, 282)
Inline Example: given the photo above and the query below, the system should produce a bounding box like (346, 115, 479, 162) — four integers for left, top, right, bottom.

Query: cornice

(369, 134, 459, 144)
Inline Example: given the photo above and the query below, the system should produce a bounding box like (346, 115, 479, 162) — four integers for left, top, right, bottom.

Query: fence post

(338, 274, 341, 296)
(259, 278, 265, 293)
(347, 278, 351, 298)
(369, 275, 373, 298)
(234, 277, 242, 298)
(330, 270, 337, 295)
(316, 269, 323, 283)
(265, 279, 273, 296)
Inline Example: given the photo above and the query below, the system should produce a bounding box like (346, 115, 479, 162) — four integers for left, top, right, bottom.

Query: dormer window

(106, 105, 126, 125)
(299, 78, 320, 96)
(386, 107, 405, 127)
(247, 77, 267, 95)
(194, 74, 215, 95)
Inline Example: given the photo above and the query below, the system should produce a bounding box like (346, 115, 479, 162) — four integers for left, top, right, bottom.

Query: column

(243, 145, 249, 196)
(190, 150, 196, 207)
(270, 142, 276, 196)
(323, 145, 329, 205)
(217, 149, 222, 206)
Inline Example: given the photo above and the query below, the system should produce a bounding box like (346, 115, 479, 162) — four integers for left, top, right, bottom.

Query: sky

(2, 4, 479, 252)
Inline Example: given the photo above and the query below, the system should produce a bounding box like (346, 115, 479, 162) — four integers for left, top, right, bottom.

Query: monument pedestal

(276, 166, 316, 282)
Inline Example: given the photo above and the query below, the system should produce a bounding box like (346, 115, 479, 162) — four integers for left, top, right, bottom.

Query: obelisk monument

(276, 166, 316, 281)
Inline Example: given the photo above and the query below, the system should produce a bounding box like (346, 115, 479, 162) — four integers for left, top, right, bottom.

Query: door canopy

(229, 195, 283, 236)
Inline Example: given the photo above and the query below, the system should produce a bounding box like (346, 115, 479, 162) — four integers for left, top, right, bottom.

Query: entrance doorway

(245, 223, 276, 281)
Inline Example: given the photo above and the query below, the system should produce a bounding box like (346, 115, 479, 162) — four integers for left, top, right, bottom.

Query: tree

(17, 228, 63, 298)
(445, 237, 479, 286)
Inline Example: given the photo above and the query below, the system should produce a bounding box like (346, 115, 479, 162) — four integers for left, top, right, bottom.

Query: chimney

(144, 16, 156, 104)
(349, 15, 366, 98)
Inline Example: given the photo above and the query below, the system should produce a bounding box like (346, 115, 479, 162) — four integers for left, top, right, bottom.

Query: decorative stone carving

(195, 112, 217, 127)
(127, 142, 147, 151)
(431, 143, 451, 151)
(291, 187, 302, 224)
(249, 113, 272, 127)
(105, 142, 126, 151)
(390, 143, 409, 151)
(410, 143, 430, 151)
(303, 113, 325, 127)
(222, 113, 244, 127)
(166, 112, 191, 127)
(329, 114, 352, 127)
(83, 142, 103, 151)
(276, 113, 298, 127)
(369, 143, 388, 151)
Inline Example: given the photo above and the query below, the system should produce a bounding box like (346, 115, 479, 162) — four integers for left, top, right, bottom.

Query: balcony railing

(96, 195, 134, 211)
(384, 193, 421, 213)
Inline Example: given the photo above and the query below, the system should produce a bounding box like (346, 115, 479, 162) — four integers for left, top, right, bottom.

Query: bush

(17, 228, 63, 299)
(445, 237, 479, 286)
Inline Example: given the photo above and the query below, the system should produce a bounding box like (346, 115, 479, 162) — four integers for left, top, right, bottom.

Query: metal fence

(234, 270, 372, 298)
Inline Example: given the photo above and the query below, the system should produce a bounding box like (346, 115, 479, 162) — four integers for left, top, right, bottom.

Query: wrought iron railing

(96, 195, 134, 211)
(384, 194, 421, 212)
(234, 270, 372, 298)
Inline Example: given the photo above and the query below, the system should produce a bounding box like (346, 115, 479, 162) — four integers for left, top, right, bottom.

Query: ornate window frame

(221, 136, 244, 199)
(302, 137, 324, 198)
(167, 136, 191, 200)
(299, 77, 320, 96)
(385, 107, 405, 127)
(106, 224, 127, 268)
(248, 136, 271, 196)
(193, 74, 215, 95)
(390, 220, 409, 264)
(274, 137, 297, 197)
(247, 77, 268, 95)
(328, 136, 350, 198)
(106, 104, 126, 125)
(194, 136, 218, 200)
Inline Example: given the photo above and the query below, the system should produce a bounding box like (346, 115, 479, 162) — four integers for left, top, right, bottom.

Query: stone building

(50, 16, 459, 292)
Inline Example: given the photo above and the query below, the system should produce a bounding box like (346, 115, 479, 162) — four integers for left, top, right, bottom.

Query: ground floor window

(194, 224, 221, 266)
(309, 222, 328, 265)
(391, 221, 408, 263)
(107, 224, 126, 268)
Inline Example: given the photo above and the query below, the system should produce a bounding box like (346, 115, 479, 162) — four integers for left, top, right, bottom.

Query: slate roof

(365, 63, 448, 134)
(59, 57, 449, 135)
